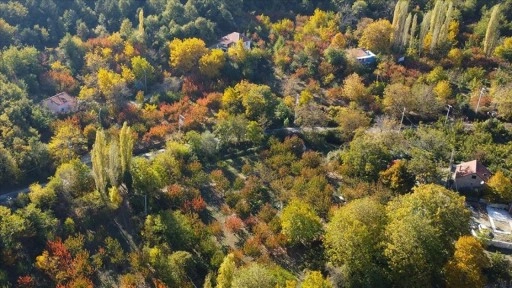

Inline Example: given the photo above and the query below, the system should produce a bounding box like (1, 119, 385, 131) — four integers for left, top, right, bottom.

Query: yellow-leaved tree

(97, 68, 128, 113)
(301, 271, 332, 288)
(281, 199, 323, 245)
(486, 170, 512, 203)
(216, 253, 236, 288)
(342, 73, 371, 106)
(359, 19, 393, 53)
(433, 80, 452, 103)
(199, 49, 226, 78)
(169, 38, 208, 74)
(444, 236, 488, 288)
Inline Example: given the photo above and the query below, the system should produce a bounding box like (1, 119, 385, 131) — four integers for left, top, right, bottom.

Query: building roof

(346, 48, 376, 59)
(218, 32, 250, 46)
(42, 92, 76, 106)
(454, 160, 492, 181)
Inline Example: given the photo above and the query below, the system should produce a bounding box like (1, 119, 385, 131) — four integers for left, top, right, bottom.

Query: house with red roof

(41, 92, 78, 114)
(216, 32, 251, 51)
(452, 160, 491, 192)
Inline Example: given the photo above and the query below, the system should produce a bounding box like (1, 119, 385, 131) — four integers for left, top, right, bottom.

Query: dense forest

(2, 0, 512, 287)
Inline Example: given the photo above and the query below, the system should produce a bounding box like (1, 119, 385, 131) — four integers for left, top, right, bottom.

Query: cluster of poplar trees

(392, 0, 502, 56)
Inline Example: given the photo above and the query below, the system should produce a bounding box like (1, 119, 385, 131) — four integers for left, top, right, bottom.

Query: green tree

(384, 184, 470, 287)
(51, 159, 94, 199)
(325, 198, 388, 288)
(232, 263, 292, 288)
(104, 236, 125, 267)
(427, 0, 454, 54)
(221, 81, 276, 124)
(28, 183, 56, 209)
(486, 252, 512, 287)
(214, 115, 248, 147)
(246, 121, 264, 146)
(0, 206, 29, 266)
(131, 56, 155, 88)
(492, 85, 512, 121)
(131, 157, 163, 196)
(0, 144, 20, 186)
(0, 46, 42, 94)
(340, 134, 392, 182)
(281, 199, 323, 246)
(385, 210, 442, 287)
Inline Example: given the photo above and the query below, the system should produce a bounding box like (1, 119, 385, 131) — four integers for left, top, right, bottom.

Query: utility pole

(399, 107, 406, 132)
(445, 105, 452, 125)
(178, 114, 185, 133)
(144, 69, 147, 93)
(98, 107, 102, 128)
(446, 148, 455, 188)
(475, 87, 486, 114)
(144, 194, 147, 215)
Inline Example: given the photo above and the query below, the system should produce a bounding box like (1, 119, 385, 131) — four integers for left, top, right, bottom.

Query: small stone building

(216, 32, 251, 51)
(41, 92, 78, 114)
(346, 48, 377, 64)
(452, 160, 491, 192)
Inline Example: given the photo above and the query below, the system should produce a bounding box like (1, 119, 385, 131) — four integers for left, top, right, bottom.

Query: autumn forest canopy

(2, 0, 512, 287)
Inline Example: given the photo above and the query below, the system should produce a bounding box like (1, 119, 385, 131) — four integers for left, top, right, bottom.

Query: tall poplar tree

(419, 10, 432, 54)
(484, 4, 501, 57)
(409, 14, 418, 50)
(119, 122, 134, 176)
(107, 140, 121, 187)
(402, 13, 412, 49)
(92, 129, 108, 196)
(392, 0, 410, 49)
(217, 253, 236, 288)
